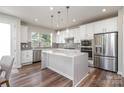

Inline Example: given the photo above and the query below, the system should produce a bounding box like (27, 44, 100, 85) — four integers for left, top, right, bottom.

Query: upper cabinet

(55, 17, 118, 43)
(56, 31, 66, 43)
(94, 17, 117, 34)
(104, 17, 117, 32)
(79, 25, 86, 40)
(86, 23, 94, 40)
(21, 25, 28, 43)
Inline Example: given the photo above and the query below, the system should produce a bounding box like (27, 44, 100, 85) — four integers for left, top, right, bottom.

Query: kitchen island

(41, 49, 89, 86)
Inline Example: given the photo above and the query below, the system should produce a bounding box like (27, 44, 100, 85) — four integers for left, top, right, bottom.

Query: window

(0, 23, 11, 59)
(31, 32, 52, 47)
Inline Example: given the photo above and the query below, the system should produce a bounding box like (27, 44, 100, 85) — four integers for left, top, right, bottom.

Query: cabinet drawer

(21, 50, 33, 64)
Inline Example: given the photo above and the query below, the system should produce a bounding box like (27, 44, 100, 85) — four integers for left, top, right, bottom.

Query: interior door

(103, 33, 118, 57)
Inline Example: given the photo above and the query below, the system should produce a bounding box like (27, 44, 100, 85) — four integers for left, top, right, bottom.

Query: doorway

(0, 23, 11, 59)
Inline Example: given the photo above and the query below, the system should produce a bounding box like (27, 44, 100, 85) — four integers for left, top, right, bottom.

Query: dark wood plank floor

(9, 63, 72, 87)
(79, 68, 124, 87)
(2, 63, 124, 87)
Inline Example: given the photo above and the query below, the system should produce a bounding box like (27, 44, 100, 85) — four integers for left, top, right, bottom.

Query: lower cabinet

(21, 50, 33, 65)
(42, 52, 49, 69)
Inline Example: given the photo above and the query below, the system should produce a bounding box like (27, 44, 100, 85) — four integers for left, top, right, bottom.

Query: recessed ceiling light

(50, 7, 54, 10)
(34, 18, 38, 22)
(102, 8, 106, 12)
(72, 19, 76, 22)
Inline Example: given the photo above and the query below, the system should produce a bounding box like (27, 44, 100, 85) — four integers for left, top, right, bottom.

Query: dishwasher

(33, 50, 41, 63)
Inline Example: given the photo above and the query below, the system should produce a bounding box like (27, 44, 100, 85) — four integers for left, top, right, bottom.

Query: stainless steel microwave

(81, 40, 92, 46)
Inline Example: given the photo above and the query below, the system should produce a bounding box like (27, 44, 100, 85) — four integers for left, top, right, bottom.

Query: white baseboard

(122, 73, 124, 77)
(117, 71, 123, 75)
(117, 71, 124, 77)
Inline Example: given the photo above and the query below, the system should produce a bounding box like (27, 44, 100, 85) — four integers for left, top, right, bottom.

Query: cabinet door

(94, 17, 117, 34)
(74, 27, 80, 43)
(105, 17, 117, 32)
(59, 31, 63, 43)
(61, 31, 65, 43)
(79, 25, 86, 40)
(21, 51, 27, 63)
(21, 50, 33, 64)
(94, 21, 105, 34)
(56, 32, 61, 43)
(69, 29, 74, 38)
(21, 26, 28, 43)
(63, 31, 67, 38)
(86, 23, 94, 39)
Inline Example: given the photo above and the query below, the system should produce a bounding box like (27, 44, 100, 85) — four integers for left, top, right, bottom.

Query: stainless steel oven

(81, 40, 93, 60)
(81, 47, 92, 60)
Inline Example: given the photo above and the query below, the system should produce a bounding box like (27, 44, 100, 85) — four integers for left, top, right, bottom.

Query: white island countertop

(42, 48, 84, 57)
(42, 48, 89, 86)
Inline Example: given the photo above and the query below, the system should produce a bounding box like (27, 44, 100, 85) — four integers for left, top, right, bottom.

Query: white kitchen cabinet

(21, 50, 33, 65)
(55, 17, 117, 43)
(61, 31, 65, 43)
(79, 25, 86, 40)
(63, 30, 67, 38)
(56, 32, 60, 43)
(104, 17, 117, 32)
(74, 27, 81, 43)
(86, 23, 95, 39)
(94, 17, 117, 34)
(21, 25, 28, 43)
(68, 29, 74, 38)
(56, 31, 66, 43)
(94, 20, 105, 34)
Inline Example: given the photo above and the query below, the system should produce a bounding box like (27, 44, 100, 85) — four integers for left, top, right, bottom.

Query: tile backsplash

(52, 43, 80, 49)
(21, 42, 80, 50)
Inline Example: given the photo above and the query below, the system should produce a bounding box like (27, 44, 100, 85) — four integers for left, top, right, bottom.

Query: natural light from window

(31, 32, 52, 47)
(0, 23, 11, 59)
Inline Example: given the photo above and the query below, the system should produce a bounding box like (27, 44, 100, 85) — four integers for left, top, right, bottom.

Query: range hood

(64, 37, 75, 49)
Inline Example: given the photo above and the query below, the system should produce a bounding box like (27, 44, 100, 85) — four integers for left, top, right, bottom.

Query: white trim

(73, 73, 89, 87)
(117, 71, 123, 75)
(47, 66, 73, 80)
(122, 74, 124, 77)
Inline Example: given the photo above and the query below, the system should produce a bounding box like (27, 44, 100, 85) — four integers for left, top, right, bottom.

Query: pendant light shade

(50, 15, 54, 29)
(66, 6, 70, 33)
(57, 11, 61, 35)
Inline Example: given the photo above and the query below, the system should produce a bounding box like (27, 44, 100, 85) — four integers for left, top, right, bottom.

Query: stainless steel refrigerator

(94, 32, 118, 72)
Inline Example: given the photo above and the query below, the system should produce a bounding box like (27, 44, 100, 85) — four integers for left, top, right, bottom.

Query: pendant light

(66, 6, 70, 33)
(57, 11, 61, 35)
(50, 15, 54, 29)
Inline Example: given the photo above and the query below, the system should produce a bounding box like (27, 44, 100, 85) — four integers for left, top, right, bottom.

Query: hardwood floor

(9, 63, 72, 87)
(2, 63, 124, 87)
(79, 68, 124, 87)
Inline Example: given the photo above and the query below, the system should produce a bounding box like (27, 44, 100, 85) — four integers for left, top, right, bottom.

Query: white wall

(26, 24, 56, 43)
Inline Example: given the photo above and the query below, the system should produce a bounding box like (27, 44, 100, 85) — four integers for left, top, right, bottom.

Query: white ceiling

(0, 6, 122, 30)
